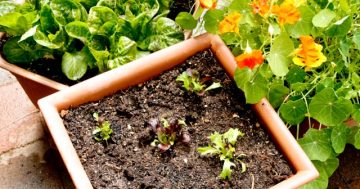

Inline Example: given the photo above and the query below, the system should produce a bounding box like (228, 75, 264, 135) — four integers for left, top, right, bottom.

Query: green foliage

(287, 6, 315, 38)
(203, 9, 225, 34)
(175, 12, 197, 30)
(0, 0, 183, 80)
(61, 48, 94, 80)
(198, 128, 246, 180)
(267, 32, 294, 77)
(309, 88, 353, 126)
(3, 37, 33, 64)
(138, 17, 184, 52)
(176, 69, 221, 95)
(331, 125, 350, 154)
(148, 118, 189, 151)
(268, 84, 289, 108)
(298, 129, 335, 162)
(300, 159, 339, 189)
(234, 67, 269, 104)
(312, 9, 336, 28)
(92, 113, 113, 142)
(279, 99, 307, 125)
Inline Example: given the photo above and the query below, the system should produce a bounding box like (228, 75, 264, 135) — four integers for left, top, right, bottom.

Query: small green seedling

(148, 118, 190, 151)
(176, 68, 221, 95)
(198, 128, 246, 180)
(92, 113, 113, 143)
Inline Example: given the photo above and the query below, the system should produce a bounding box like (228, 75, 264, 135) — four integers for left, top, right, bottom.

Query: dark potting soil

(62, 50, 293, 189)
(168, 0, 195, 20)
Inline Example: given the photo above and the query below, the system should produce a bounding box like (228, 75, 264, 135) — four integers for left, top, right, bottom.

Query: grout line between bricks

(0, 110, 40, 131)
(0, 137, 46, 158)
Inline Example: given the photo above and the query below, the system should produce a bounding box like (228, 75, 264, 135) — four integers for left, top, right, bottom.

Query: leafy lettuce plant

(148, 118, 190, 151)
(198, 128, 246, 180)
(176, 68, 221, 95)
(0, 0, 184, 81)
(92, 112, 113, 143)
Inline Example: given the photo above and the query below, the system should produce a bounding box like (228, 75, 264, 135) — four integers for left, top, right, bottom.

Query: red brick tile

(0, 82, 36, 127)
(0, 112, 44, 154)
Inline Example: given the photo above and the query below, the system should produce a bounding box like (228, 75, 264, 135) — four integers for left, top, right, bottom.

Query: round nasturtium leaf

(309, 88, 353, 126)
(175, 12, 197, 30)
(243, 74, 268, 104)
(286, 67, 306, 84)
(312, 9, 336, 28)
(267, 32, 294, 77)
(298, 129, 334, 162)
(279, 99, 307, 125)
(268, 84, 289, 109)
(331, 125, 350, 154)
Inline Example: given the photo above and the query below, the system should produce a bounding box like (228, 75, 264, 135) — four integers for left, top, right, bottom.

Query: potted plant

(0, 0, 194, 106)
(38, 34, 318, 188)
(175, 0, 360, 188)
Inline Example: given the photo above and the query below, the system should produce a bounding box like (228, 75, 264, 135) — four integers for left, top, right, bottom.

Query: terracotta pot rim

(38, 33, 318, 189)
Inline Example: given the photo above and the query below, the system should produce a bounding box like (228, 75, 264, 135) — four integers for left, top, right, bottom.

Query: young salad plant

(177, 0, 360, 188)
(148, 117, 190, 151)
(0, 0, 184, 81)
(198, 128, 246, 180)
(176, 68, 221, 95)
(92, 112, 112, 143)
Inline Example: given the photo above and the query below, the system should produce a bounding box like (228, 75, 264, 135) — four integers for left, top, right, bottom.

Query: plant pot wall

(38, 34, 318, 189)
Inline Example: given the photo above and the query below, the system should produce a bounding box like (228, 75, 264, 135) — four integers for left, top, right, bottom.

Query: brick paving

(0, 68, 73, 189)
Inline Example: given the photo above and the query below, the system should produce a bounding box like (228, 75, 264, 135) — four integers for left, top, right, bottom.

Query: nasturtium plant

(148, 118, 190, 151)
(0, 0, 184, 81)
(176, 68, 221, 95)
(198, 128, 246, 180)
(178, 0, 360, 187)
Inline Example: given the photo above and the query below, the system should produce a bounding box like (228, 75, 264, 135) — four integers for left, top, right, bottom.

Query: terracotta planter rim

(38, 33, 318, 189)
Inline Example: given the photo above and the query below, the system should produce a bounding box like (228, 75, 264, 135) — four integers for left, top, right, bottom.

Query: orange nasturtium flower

(219, 12, 242, 34)
(200, 0, 217, 9)
(235, 47, 264, 69)
(250, 0, 270, 17)
(292, 36, 327, 71)
(272, 2, 301, 26)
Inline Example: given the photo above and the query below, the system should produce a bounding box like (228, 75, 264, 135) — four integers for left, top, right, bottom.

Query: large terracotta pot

(38, 33, 318, 189)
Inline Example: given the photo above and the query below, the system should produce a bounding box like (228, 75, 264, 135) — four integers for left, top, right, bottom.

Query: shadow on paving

(0, 140, 74, 189)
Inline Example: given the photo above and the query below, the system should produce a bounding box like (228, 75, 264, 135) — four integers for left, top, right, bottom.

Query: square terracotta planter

(38, 34, 318, 189)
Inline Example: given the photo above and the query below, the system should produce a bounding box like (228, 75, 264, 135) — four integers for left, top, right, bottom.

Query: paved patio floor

(0, 68, 73, 189)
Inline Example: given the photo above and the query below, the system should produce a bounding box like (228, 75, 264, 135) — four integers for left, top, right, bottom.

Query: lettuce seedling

(198, 128, 246, 180)
(176, 68, 221, 95)
(92, 112, 113, 143)
(148, 118, 190, 151)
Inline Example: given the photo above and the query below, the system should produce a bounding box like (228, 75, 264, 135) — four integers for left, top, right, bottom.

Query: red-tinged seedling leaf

(148, 117, 190, 151)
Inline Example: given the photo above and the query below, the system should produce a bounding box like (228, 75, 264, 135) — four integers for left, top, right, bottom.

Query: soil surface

(329, 145, 360, 189)
(62, 50, 293, 189)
